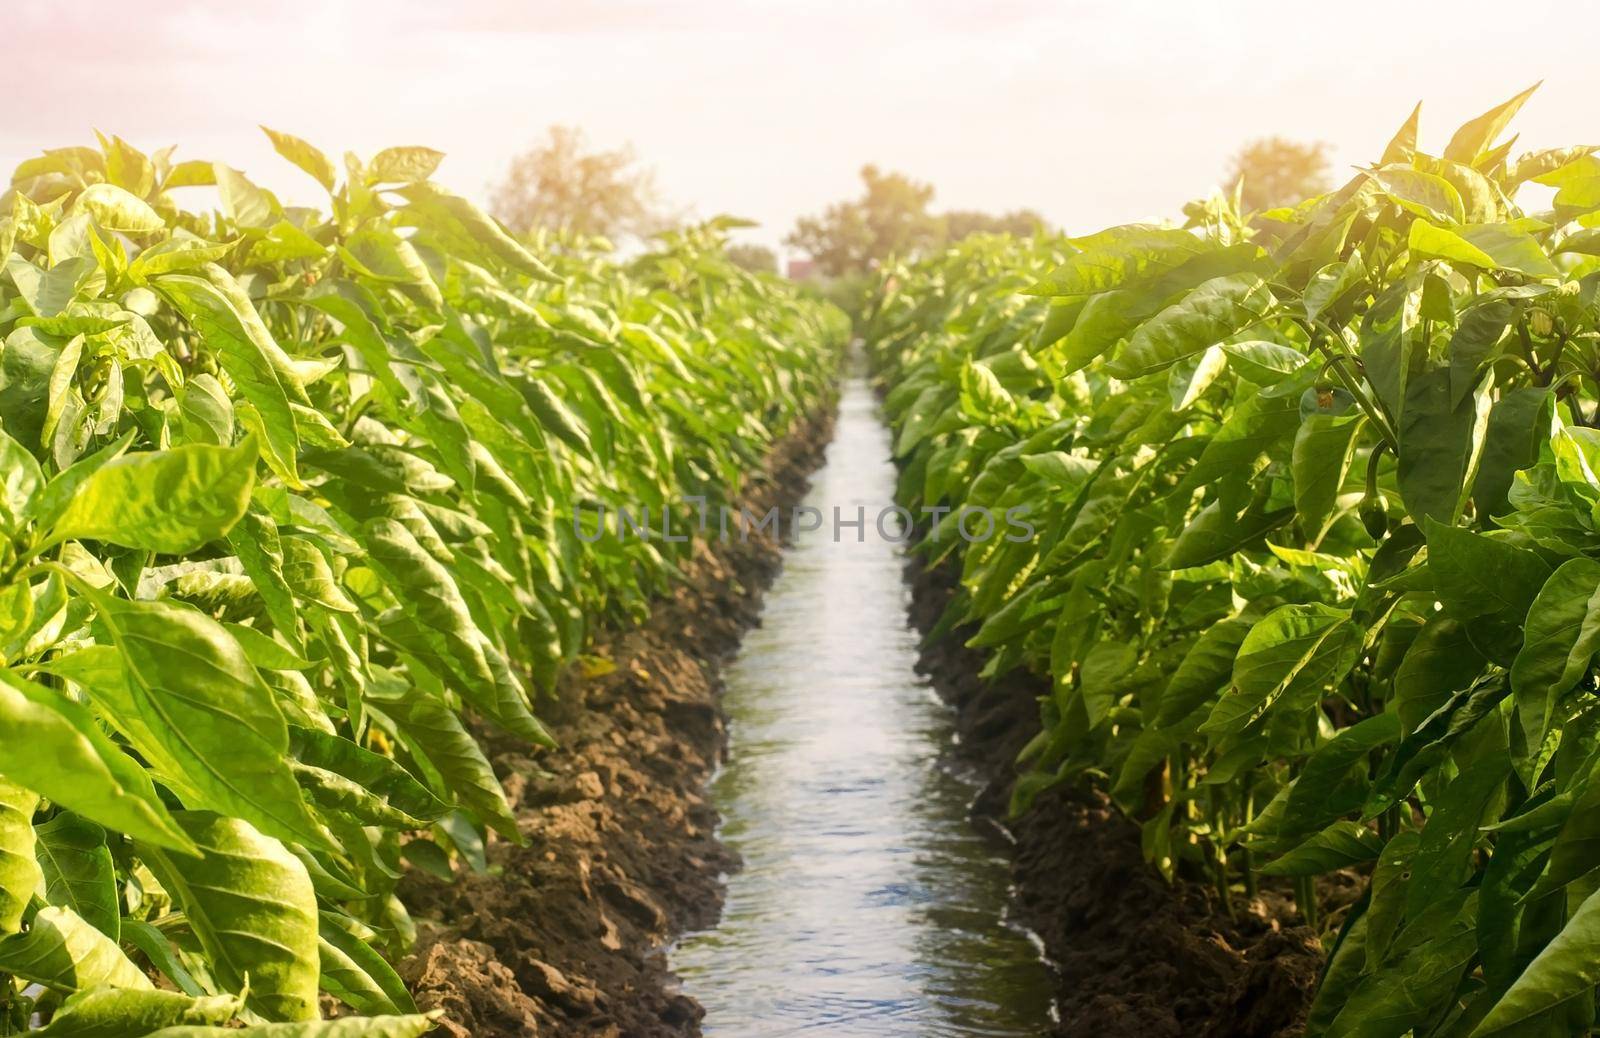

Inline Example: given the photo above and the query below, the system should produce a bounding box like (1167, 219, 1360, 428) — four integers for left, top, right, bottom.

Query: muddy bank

(397, 407, 835, 1038)
(905, 555, 1332, 1038)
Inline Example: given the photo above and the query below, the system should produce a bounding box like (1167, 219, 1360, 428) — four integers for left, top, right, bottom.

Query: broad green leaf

(1154, 617, 1251, 728)
(1024, 225, 1207, 296)
(86, 594, 331, 851)
(1448, 299, 1514, 406)
(317, 912, 416, 1016)
(74, 183, 163, 234)
(1106, 273, 1271, 379)
(1444, 83, 1540, 164)
(156, 271, 302, 484)
(1220, 340, 1309, 384)
(288, 726, 447, 830)
(1396, 366, 1493, 526)
(140, 812, 319, 1022)
(1292, 414, 1361, 539)
(261, 127, 336, 191)
(45, 438, 257, 554)
(1325, 892, 1478, 1038)
(0, 427, 43, 536)
(0, 668, 193, 853)
(362, 518, 552, 746)
(1183, 373, 1310, 489)
(1202, 604, 1358, 738)
(1280, 713, 1400, 838)
(33, 987, 240, 1035)
(33, 813, 118, 940)
(1475, 883, 1600, 1035)
(1259, 819, 1383, 876)
(1409, 218, 1496, 268)
(1425, 519, 1552, 663)
(1512, 558, 1600, 755)
(0, 779, 40, 934)
(0, 906, 151, 992)
(363, 679, 519, 841)
(1368, 166, 1467, 224)
(367, 147, 444, 184)
(143, 1015, 437, 1037)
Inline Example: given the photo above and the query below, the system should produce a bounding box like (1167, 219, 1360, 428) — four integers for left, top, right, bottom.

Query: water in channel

(670, 373, 1056, 1036)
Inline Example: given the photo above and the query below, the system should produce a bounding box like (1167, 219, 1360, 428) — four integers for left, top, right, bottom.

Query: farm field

(2, 60, 1600, 1038)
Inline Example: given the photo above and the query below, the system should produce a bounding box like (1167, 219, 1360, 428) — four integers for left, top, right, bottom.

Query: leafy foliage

(869, 89, 1600, 1035)
(0, 131, 843, 1032)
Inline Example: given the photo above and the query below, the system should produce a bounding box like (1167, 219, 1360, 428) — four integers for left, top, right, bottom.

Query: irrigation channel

(669, 371, 1057, 1036)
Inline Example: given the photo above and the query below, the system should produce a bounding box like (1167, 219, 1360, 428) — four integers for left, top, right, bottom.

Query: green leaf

(1292, 414, 1361, 539)
(1024, 225, 1208, 296)
(0, 668, 194, 853)
(1106, 273, 1272, 379)
(1474, 882, 1600, 1035)
(261, 127, 336, 192)
(86, 594, 331, 851)
(362, 519, 551, 747)
(367, 147, 444, 184)
(1396, 366, 1493, 526)
(1512, 558, 1600, 755)
(156, 271, 303, 484)
(1280, 713, 1400, 838)
(317, 911, 416, 1016)
(139, 812, 320, 1022)
(1259, 819, 1383, 876)
(288, 726, 447, 830)
(0, 427, 44, 535)
(1154, 617, 1251, 728)
(1474, 387, 1551, 520)
(0, 906, 151, 992)
(74, 184, 164, 234)
(32, 986, 241, 1036)
(1183, 374, 1309, 489)
(33, 813, 118, 940)
(0, 779, 40, 935)
(142, 1015, 438, 1037)
(45, 438, 257, 554)
(1219, 340, 1309, 384)
(1202, 604, 1359, 738)
(1368, 167, 1466, 224)
(1445, 83, 1540, 165)
(1425, 519, 1552, 663)
(1380, 101, 1422, 165)
(1448, 299, 1515, 406)
(363, 680, 519, 841)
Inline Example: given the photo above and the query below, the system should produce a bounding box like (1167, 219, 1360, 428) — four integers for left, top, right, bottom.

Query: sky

(4, 1, 1597, 257)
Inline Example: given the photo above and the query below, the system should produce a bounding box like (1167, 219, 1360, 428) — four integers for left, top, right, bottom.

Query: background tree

(943, 208, 1049, 241)
(785, 165, 943, 276)
(1225, 137, 1333, 212)
(726, 243, 778, 274)
(491, 125, 673, 241)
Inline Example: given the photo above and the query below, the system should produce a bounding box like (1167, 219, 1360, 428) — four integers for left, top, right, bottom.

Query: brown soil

(398, 408, 835, 1038)
(905, 555, 1341, 1038)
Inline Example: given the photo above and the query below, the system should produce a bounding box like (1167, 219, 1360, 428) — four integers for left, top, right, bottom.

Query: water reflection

(670, 374, 1055, 1036)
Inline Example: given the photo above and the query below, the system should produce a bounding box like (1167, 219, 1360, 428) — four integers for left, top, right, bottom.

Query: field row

(868, 91, 1600, 1036)
(0, 133, 845, 1034)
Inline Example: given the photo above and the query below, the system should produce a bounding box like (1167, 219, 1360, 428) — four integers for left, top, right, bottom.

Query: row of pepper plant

(868, 89, 1600, 1036)
(0, 130, 845, 1035)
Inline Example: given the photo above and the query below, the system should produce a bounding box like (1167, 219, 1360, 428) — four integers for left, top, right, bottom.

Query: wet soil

(397, 408, 835, 1038)
(904, 554, 1341, 1038)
